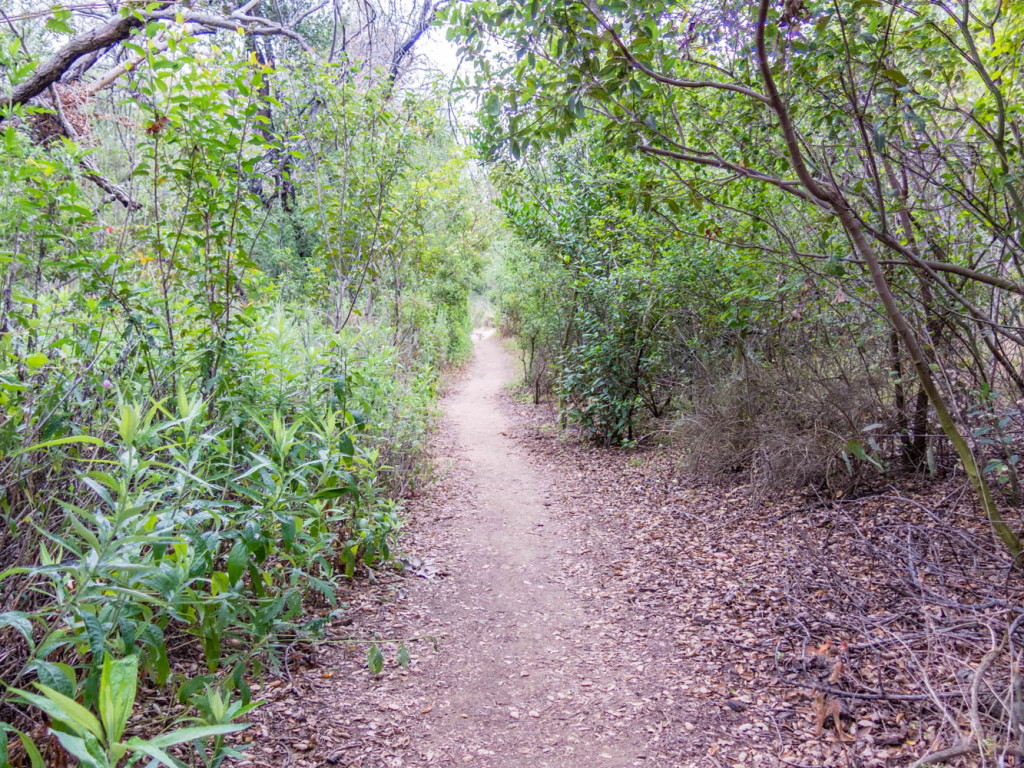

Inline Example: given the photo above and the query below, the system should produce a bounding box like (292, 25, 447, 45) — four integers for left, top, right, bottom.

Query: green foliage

(6, 654, 252, 768)
(0, 17, 492, 766)
(492, 136, 753, 443)
(455, 0, 1024, 520)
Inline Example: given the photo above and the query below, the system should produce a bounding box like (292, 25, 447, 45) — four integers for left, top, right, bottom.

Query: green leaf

(50, 731, 108, 768)
(15, 729, 44, 768)
(396, 644, 410, 669)
(984, 458, 1005, 474)
(99, 654, 137, 745)
(844, 438, 865, 458)
(485, 92, 501, 116)
(0, 611, 34, 651)
(142, 723, 248, 749)
(11, 434, 104, 457)
(281, 516, 296, 549)
(124, 740, 187, 768)
(14, 685, 103, 740)
(18, 732, 46, 768)
(312, 486, 354, 500)
(227, 540, 248, 586)
(844, 439, 883, 469)
(880, 68, 909, 85)
(82, 612, 108, 659)
(872, 127, 886, 153)
(367, 643, 384, 675)
(33, 661, 75, 698)
(25, 353, 48, 370)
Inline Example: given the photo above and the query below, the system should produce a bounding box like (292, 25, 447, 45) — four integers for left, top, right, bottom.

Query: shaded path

(407, 329, 644, 766)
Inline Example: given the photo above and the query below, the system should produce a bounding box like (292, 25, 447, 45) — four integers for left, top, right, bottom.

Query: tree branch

(0, 6, 169, 116)
(638, 143, 824, 207)
(47, 85, 141, 210)
(1, 2, 319, 115)
(387, 0, 448, 86)
(581, 0, 771, 106)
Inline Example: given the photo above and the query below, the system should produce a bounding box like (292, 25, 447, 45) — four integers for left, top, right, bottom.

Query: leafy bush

(489, 134, 949, 490)
(0, 18, 490, 764)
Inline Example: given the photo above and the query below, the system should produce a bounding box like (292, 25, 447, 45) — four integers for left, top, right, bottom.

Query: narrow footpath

(239, 330, 870, 768)
(400, 328, 648, 766)
(240, 330, 714, 767)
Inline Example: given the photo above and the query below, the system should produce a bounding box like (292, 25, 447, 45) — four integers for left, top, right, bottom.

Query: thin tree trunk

(754, 0, 1021, 561)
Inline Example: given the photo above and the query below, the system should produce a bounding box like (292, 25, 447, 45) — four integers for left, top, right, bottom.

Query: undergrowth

(0, 24, 492, 764)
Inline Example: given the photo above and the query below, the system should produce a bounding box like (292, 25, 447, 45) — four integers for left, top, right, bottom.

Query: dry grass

(674, 363, 893, 496)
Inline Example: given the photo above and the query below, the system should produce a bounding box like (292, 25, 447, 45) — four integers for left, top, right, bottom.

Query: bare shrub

(775, 488, 1024, 765)
(675, 361, 892, 496)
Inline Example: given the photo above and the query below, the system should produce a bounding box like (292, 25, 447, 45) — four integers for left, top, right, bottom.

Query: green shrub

(0, 28, 490, 764)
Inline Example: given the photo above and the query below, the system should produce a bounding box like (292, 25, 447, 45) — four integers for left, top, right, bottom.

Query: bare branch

(1, 2, 319, 113)
(0, 6, 169, 116)
(387, 0, 448, 86)
(148, 7, 316, 51)
(47, 85, 141, 210)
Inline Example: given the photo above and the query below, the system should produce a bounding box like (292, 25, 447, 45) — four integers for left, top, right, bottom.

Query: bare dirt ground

(237, 331, 718, 767)
(236, 331, 1019, 768)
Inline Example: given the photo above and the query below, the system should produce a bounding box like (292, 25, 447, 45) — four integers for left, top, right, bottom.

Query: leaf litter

(232, 338, 1021, 768)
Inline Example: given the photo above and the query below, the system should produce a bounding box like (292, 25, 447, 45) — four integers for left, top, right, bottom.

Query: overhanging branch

(1, 1, 319, 116)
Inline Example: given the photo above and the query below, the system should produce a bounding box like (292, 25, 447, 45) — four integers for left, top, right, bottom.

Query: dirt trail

(242, 328, 951, 768)
(241, 331, 716, 768)
(407, 329, 645, 766)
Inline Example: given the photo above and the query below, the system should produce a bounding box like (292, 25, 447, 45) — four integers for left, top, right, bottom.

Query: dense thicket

(0, 2, 492, 764)
(447, 0, 1024, 556)
(443, 4, 1024, 758)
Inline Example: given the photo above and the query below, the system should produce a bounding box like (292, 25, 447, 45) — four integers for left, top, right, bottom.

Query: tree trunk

(836, 204, 1020, 561)
(753, 0, 1021, 561)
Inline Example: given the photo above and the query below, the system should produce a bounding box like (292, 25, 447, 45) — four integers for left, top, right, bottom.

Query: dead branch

(910, 743, 978, 767)
(1, 1, 322, 117)
(387, 0, 448, 86)
(46, 84, 141, 210)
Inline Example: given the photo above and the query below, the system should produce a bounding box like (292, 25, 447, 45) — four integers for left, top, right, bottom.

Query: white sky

(421, 21, 462, 78)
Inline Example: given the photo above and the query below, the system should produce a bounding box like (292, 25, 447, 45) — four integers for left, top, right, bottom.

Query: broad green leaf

(142, 723, 248, 749)
(14, 685, 103, 740)
(312, 487, 354, 500)
(50, 731, 108, 768)
(33, 661, 75, 698)
(0, 611, 34, 650)
(227, 540, 248, 586)
(99, 654, 137, 745)
(880, 68, 909, 85)
(367, 643, 384, 675)
(844, 439, 882, 469)
(124, 740, 186, 767)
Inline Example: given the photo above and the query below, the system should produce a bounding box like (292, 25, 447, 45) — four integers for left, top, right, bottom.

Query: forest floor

(233, 331, 1007, 768)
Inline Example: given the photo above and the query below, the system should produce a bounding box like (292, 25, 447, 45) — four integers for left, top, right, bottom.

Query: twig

(283, 642, 295, 686)
(781, 678, 958, 702)
(909, 743, 976, 767)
